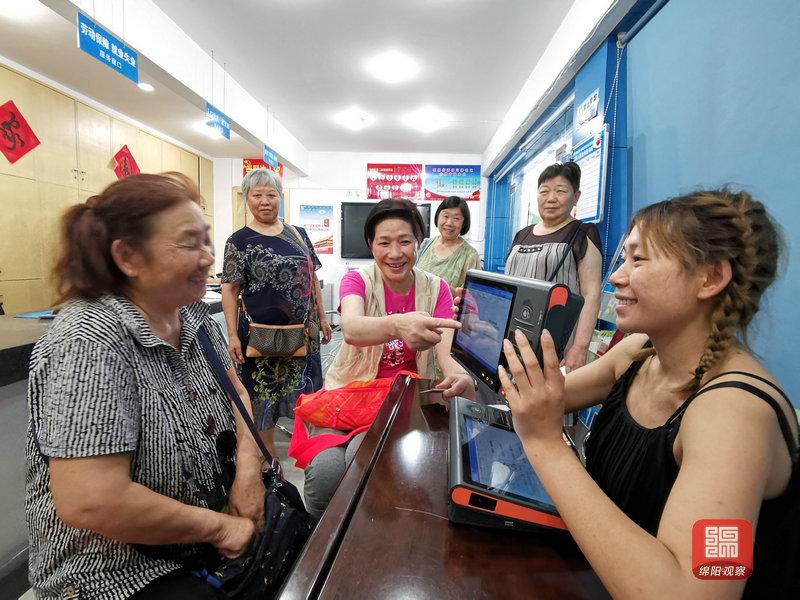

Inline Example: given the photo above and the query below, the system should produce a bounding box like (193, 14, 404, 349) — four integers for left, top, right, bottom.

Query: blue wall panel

(572, 40, 611, 147)
(627, 0, 800, 404)
(572, 40, 631, 275)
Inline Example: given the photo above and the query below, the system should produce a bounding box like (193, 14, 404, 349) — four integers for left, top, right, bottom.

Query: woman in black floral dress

(221, 169, 331, 456)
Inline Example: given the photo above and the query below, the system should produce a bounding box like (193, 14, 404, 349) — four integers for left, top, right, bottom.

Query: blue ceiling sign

(263, 144, 278, 169)
(204, 102, 231, 140)
(77, 13, 138, 84)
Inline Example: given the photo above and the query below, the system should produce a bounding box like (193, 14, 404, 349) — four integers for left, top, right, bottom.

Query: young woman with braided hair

(498, 189, 798, 599)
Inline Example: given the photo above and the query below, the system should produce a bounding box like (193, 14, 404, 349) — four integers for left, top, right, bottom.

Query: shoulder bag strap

(197, 326, 277, 469)
(285, 222, 310, 254)
(284, 222, 316, 320)
(546, 220, 583, 282)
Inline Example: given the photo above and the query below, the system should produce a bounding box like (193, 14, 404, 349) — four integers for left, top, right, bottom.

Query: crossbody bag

(244, 223, 317, 359)
(197, 326, 314, 598)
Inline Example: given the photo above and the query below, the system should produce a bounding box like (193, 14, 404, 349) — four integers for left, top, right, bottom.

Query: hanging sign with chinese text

(205, 103, 230, 140)
(0, 100, 40, 164)
(77, 13, 138, 84)
(263, 144, 278, 169)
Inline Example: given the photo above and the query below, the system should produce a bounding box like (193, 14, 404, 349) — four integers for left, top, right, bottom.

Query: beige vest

(324, 263, 441, 390)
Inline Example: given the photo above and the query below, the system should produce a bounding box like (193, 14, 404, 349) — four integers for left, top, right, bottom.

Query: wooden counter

(0, 316, 49, 387)
(279, 376, 609, 599)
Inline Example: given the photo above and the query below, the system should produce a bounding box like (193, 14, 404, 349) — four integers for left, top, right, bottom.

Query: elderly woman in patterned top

(221, 168, 331, 458)
(25, 174, 262, 598)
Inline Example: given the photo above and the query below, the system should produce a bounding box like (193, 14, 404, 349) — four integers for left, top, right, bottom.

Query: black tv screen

(341, 202, 431, 259)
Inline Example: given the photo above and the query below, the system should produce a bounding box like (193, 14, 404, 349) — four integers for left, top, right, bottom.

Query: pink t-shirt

(339, 271, 454, 378)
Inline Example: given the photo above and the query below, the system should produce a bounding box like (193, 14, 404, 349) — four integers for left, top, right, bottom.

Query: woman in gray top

(505, 162, 602, 372)
(26, 174, 263, 599)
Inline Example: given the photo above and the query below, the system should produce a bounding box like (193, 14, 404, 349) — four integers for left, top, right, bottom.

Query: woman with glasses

(26, 174, 262, 598)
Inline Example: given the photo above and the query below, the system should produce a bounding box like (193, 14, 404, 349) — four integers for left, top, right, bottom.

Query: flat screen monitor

(340, 202, 431, 259)
(418, 203, 431, 238)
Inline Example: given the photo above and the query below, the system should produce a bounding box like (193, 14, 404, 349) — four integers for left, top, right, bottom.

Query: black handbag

(197, 326, 315, 598)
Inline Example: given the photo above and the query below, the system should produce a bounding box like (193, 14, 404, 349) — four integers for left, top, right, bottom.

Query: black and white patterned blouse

(25, 296, 235, 599)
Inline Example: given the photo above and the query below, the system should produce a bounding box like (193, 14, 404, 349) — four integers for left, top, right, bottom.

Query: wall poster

(298, 204, 334, 254)
(113, 145, 140, 179)
(424, 165, 481, 201)
(0, 100, 40, 164)
(366, 163, 422, 200)
(243, 158, 284, 178)
(571, 126, 608, 223)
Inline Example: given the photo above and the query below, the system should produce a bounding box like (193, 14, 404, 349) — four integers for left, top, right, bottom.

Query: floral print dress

(222, 224, 323, 429)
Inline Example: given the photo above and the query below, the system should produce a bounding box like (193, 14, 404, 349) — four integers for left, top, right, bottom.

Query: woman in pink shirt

(304, 199, 475, 517)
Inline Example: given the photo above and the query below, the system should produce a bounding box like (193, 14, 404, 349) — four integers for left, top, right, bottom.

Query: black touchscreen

(462, 415, 555, 509)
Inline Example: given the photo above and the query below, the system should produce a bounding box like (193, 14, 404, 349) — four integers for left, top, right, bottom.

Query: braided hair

(629, 189, 782, 393)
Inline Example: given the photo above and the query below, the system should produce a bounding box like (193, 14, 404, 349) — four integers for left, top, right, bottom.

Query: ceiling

(0, 0, 576, 157)
(0, 0, 261, 158)
(152, 0, 575, 154)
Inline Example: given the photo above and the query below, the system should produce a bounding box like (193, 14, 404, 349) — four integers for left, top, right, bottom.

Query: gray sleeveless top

(505, 220, 601, 293)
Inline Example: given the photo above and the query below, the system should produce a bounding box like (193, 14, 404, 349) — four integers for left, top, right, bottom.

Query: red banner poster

(0, 100, 41, 164)
(243, 158, 284, 178)
(113, 145, 140, 179)
(366, 163, 422, 200)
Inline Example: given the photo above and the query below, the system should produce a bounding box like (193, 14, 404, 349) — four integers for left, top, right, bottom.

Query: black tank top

(585, 355, 800, 598)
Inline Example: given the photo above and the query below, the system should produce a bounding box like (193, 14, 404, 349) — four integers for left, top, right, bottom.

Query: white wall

(284, 151, 486, 307)
(212, 158, 239, 275)
(212, 151, 488, 306)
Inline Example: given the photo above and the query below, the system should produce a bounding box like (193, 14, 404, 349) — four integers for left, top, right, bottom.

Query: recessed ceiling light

(333, 106, 375, 131)
(364, 50, 420, 85)
(193, 120, 224, 140)
(2, 0, 49, 22)
(137, 82, 155, 92)
(402, 106, 451, 133)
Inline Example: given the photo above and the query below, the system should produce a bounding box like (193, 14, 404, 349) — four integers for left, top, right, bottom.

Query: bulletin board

(571, 125, 608, 223)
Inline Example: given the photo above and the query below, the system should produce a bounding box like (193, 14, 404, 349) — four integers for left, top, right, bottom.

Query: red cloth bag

(289, 372, 418, 469)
